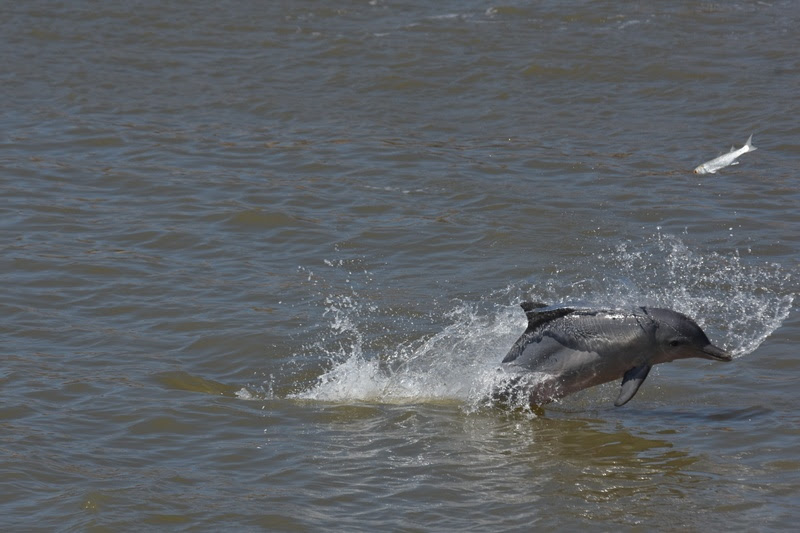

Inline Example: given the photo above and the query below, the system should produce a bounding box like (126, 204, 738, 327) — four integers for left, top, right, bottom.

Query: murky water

(2, 1, 798, 530)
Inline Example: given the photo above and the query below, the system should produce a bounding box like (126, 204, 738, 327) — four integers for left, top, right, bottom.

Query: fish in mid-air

(693, 134, 757, 174)
(498, 302, 731, 407)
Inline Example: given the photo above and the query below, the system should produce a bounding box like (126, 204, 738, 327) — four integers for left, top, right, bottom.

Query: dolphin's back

(503, 303, 649, 370)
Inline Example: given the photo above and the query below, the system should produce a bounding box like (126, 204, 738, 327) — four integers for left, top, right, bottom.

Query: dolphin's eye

(669, 340, 681, 347)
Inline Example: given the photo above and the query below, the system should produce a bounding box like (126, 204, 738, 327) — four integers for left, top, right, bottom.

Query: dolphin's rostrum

(500, 302, 731, 407)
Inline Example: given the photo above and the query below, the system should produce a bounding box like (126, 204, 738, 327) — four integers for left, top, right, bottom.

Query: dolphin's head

(646, 308, 732, 363)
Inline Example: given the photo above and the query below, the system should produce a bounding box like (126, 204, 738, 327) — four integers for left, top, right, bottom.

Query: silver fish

(693, 134, 757, 174)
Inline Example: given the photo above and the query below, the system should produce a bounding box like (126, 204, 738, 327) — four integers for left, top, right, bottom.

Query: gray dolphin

(500, 302, 732, 407)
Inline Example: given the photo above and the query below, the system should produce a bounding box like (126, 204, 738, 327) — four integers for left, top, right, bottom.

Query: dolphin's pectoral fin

(614, 364, 652, 407)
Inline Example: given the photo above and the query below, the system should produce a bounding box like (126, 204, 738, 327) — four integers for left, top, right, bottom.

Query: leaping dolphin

(500, 302, 731, 407)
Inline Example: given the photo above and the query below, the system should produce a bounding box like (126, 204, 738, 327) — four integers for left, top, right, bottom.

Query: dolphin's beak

(701, 343, 732, 361)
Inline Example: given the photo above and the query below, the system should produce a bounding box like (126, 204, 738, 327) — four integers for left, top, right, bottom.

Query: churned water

(2, 1, 799, 531)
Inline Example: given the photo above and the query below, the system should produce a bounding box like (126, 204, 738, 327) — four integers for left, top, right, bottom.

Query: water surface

(2, 1, 798, 530)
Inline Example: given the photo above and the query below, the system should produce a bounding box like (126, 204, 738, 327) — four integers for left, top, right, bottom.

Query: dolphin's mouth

(701, 344, 732, 361)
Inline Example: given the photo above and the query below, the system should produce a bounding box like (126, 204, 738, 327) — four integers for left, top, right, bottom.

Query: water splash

(290, 300, 526, 411)
(593, 233, 795, 357)
(282, 233, 794, 408)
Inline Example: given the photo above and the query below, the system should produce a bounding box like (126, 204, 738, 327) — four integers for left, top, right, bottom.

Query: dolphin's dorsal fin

(502, 303, 576, 364)
(615, 364, 652, 406)
(519, 302, 575, 332)
(520, 301, 548, 314)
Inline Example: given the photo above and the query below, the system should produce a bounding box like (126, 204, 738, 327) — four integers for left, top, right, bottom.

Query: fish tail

(745, 133, 757, 152)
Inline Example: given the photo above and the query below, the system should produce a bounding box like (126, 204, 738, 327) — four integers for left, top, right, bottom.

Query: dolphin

(500, 302, 732, 407)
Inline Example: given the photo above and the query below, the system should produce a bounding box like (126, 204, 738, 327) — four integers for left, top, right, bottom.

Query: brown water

(2, 1, 799, 530)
